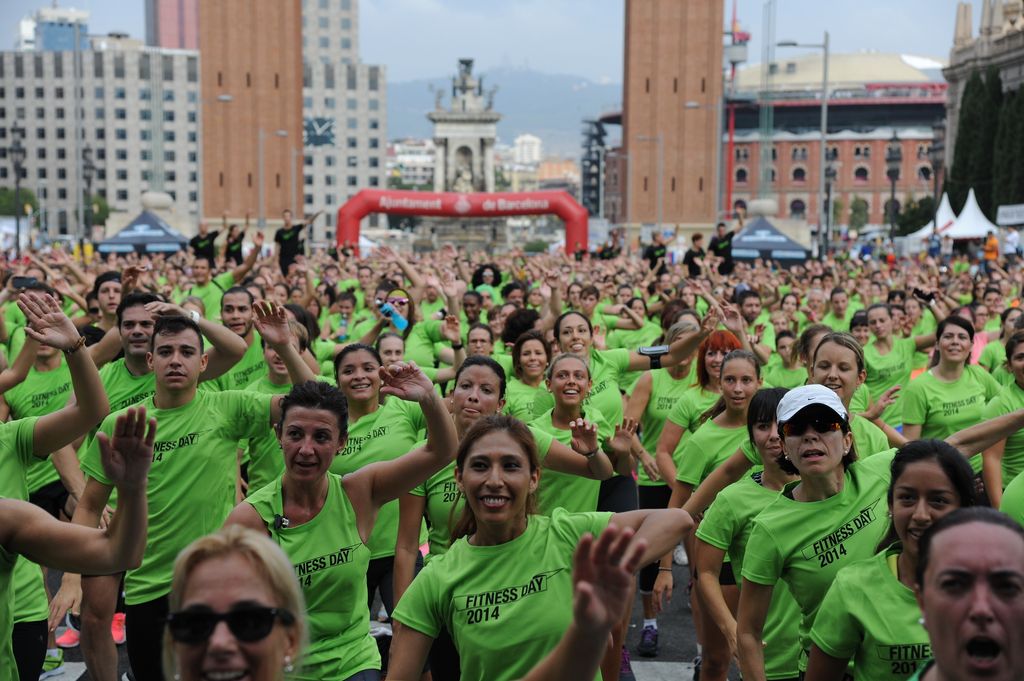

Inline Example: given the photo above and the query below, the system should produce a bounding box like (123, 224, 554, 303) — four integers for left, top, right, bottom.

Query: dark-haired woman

(805, 440, 977, 681)
(736, 384, 1024, 681)
(694, 388, 801, 681)
(225, 374, 458, 681)
(503, 330, 552, 423)
(902, 316, 1000, 476)
(864, 303, 936, 428)
(393, 356, 615, 680)
(388, 415, 694, 681)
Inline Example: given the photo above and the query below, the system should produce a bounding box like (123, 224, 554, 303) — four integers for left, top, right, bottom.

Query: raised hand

(610, 418, 639, 455)
(720, 303, 745, 336)
(700, 307, 721, 335)
(19, 291, 81, 351)
(440, 270, 466, 299)
(861, 385, 900, 421)
(379, 361, 435, 403)
(440, 314, 462, 344)
(569, 418, 599, 455)
(97, 407, 157, 494)
(252, 231, 265, 249)
(571, 525, 647, 637)
(252, 301, 293, 349)
(144, 301, 188, 318)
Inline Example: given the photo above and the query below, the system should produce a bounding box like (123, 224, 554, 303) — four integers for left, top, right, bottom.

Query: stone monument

(429, 59, 501, 193)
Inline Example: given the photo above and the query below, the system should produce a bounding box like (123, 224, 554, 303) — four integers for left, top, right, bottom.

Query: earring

(284, 655, 294, 673)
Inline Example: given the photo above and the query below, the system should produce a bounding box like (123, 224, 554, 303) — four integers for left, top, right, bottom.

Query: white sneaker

(673, 543, 689, 566)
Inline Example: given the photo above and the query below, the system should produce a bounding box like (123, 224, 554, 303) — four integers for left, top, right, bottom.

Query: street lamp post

(9, 124, 26, 257)
(928, 119, 945, 229)
(886, 131, 902, 243)
(824, 163, 837, 255)
(778, 32, 829, 255)
(82, 145, 96, 245)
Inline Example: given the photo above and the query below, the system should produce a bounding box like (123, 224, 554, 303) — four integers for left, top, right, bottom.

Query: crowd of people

(1, 213, 1023, 681)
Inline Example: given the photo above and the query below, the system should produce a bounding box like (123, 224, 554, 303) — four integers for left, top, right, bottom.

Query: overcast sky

(0, 0, 969, 82)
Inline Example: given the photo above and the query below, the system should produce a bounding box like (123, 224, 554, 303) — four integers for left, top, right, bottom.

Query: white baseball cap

(776, 384, 848, 425)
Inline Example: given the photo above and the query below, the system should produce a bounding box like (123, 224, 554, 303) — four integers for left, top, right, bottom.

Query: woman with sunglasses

(389, 415, 693, 681)
(804, 440, 977, 681)
(394, 356, 615, 680)
(693, 388, 801, 681)
(163, 525, 304, 681)
(902, 316, 1000, 468)
(225, 375, 457, 681)
(736, 384, 1024, 681)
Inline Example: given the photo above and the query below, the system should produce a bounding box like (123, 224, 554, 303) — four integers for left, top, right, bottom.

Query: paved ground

(49, 559, 738, 680)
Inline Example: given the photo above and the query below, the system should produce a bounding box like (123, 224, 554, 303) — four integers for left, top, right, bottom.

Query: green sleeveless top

(248, 474, 380, 679)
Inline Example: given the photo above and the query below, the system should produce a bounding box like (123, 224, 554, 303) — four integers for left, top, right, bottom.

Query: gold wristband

(63, 335, 86, 354)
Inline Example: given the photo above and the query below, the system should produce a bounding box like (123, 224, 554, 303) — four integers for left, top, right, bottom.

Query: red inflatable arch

(336, 189, 589, 255)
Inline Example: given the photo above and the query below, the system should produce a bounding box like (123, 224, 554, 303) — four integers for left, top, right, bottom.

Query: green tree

(972, 66, 1003, 218)
(0, 187, 39, 217)
(849, 196, 869, 231)
(87, 194, 110, 226)
(896, 195, 936, 235)
(949, 70, 985, 212)
(831, 196, 844, 227)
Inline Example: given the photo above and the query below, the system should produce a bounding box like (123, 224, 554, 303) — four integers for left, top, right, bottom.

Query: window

(735, 167, 748, 184)
(141, 130, 151, 141)
(189, 171, 197, 182)
(139, 54, 151, 79)
(188, 111, 197, 123)
(115, 108, 127, 120)
(188, 191, 197, 203)
(34, 55, 43, 78)
(790, 199, 806, 218)
(35, 87, 44, 99)
(141, 109, 152, 121)
(347, 117, 357, 129)
(305, 194, 314, 205)
(187, 57, 198, 83)
(115, 87, 126, 100)
(95, 107, 105, 119)
(116, 149, 128, 160)
(114, 55, 125, 79)
(116, 190, 128, 201)
(324, 64, 335, 89)
(56, 107, 65, 120)
(735, 147, 749, 161)
(791, 146, 808, 161)
(347, 137, 357, 149)
(303, 96, 313, 108)
(36, 167, 46, 180)
(188, 91, 198, 103)
(918, 166, 932, 182)
(368, 66, 380, 91)
(368, 138, 379, 149)
(57, 148, 66, 160)
(369, 176, 379, 187)
(854, 166, 869, 183)
(36, 148, 46, 160)
(14, 87, 24, 99)
(188, 152, 197, 163)
(368, 99, 379, 111)
(35, 127, 45, 139)
(141, 150, 151, 161)
(347, 98, 357, 110)
(347, 175, 358, 186)
(163, 91, 174, 102)
(342, 0, 351, 8)
(917, 144, 929, 160)
(318, 17, 329, 28)
(319, 37, 329, 49)
(369, 119, 379, 130)
(303, 61, 312, 88)
(165, 171, 176, 182)
(58, 188, 67, 199)
(325, 175, 336, 186)
(164, 150, 176, 162)
(325, 97, 336, 109)
(140, 87, 151, 101)
(162, 56, 174, 81)
(369, 157, 379, 168)
(342, 18, 351, 29)
(341, 38, 352, 50)
(304, 155, 313, 166)
(116, 169, 128, 181)
(347, 156, 358, 167)
(57, 168, 67, 179)
(96, 128, 105, 140)
(54, 55, 64, 78)
(187, 131, 197, 142)
(164, 130, 176, 142)
(304, 174, 314, 185)
(35, 107, 46, 119)
(115, 128, 127, 140)
(93, 55, 103, 78)
(325, 156, 336, 167)
(326, 195, 335, 206)
(163, 110, 175, 122)
(347, 65, 357, 89)
(319, 0, 328, 7)
(792, 167, 807, 183)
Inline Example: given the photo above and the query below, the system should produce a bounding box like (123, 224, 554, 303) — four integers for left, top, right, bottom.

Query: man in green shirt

(185, 231, 263, 320)
(821, 287, 861, 331)
(67, 305, 311, 681)
(50, 290, 247, 679)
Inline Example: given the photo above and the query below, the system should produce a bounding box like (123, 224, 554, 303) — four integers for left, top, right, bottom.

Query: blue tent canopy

(96, 211, 189, 254)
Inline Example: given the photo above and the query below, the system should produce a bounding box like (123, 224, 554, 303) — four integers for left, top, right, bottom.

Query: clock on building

(304, 117, 336, 147)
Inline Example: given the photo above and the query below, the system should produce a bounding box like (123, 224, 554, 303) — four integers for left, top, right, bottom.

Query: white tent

(945, 188, 998, 239)
(908, 193, 958, 242)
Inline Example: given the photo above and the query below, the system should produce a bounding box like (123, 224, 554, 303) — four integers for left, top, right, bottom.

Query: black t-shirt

(274, 223, 305, 271)
(643, 243, 668, 274)
(709, 231, 734, 262)
(189, 231, 219, 262)
(683, 247, 705, 278)
(225, 232, 245, 265)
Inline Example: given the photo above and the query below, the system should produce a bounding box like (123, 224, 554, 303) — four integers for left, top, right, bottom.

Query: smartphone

(11, 276, 37, 289)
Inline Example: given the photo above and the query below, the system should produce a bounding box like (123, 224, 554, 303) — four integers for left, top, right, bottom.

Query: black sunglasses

(166, 605, 295, 644)
(780, 416, 844, 438)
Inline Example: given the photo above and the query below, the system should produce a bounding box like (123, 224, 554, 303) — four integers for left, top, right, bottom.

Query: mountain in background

(387, 66, 622, 158)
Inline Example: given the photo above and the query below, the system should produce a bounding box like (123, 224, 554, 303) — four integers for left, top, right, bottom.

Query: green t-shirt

(850, 383, 871, 415)
(638, 368, 695, 486)
(983, 380, 1024, 485)
(503, 378, 545, 423)
(187, 271, 235, 321)
(864, 338, 917, 426)
(248, 474, 379, 679)
(850, 415, 890, 459)
(902, 366, 1000, 472)
(742, 449, 897, 669)
(999, 470, 1024, 525)
(811, 545, 931, 681)
(243, 376, 293, 496)
(821, 308, 857, 333)
(978, 338, 1006, 374)
(910, 311, 938, 369)
(81, 390, 273, 605)
(98, 358, 156, 412)
(393, 509, 611, 681)
(405, 320, 445, 368)
(696, 473, 802, 680)
(763, 364, 807, 390)
(676, 420, 749, 489)
(606, 321, 662, 391)
(328, 397, 426, 558)
(212, 332, 268, 392)
(5, 362, 72, 493)
(530, 409, 613, 515)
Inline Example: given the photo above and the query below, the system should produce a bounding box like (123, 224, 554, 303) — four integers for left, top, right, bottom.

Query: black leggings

(125, 595, 169, 681)
(428, 626, 462, 681)
(12, 620, 46, 681)
(637, 484, 673, 593)
(597, 475, 639, 513)
(366, 553, 423, 674)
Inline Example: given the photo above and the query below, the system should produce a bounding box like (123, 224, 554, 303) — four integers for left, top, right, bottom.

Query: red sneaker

(56, 627, 80, 649)
(111, 612, 127, 645)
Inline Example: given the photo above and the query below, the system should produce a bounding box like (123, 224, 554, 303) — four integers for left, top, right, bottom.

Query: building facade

(199, 0, 303, 229)
(145, 0, 199, 50)
(513, 134, 542, 165)
(944, 1, 1024, 163)
(300, 0, 387, 240)
(727, 52, 946, 227)
(387, 138, 435, 188)
(623, 0, 724, 227)
(0, 37, 201, 236)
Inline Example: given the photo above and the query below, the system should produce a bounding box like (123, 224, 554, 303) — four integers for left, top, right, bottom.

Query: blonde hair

(162, 525, 307, 678)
